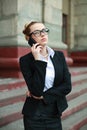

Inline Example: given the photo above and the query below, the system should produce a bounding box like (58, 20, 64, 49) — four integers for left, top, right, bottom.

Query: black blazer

(19, 51, 72, 116)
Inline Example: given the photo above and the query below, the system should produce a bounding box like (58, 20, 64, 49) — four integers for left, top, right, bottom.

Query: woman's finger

(26, 91, 31, 97)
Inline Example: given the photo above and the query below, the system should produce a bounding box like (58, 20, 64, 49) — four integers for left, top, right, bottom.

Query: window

(62, 14, 67, 44)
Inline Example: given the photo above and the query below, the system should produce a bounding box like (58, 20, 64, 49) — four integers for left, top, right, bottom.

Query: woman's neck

(40, 46, 48, 57)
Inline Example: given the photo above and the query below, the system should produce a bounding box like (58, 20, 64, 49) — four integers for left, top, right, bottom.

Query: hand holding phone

(30, 40, 42, 60)
(28, 37, 37, 46)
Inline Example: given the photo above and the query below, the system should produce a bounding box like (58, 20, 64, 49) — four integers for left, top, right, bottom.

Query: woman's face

(30, 23, 49, 46)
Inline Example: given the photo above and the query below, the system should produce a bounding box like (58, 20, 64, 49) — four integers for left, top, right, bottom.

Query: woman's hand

(26, 90, 43, 100)
(32, 95, 43, 100)
(26, 90, 32, 97)
(31, 43, 42, 60)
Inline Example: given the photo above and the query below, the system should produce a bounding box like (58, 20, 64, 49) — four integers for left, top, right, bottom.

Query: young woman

(20, 21, 72, 130)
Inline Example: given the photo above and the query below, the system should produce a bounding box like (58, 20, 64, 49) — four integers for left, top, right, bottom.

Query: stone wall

(0, 0, 67, 49)
(0, 0, 72, 78)
(44, 0, 66, 48)
(18, 0, 67, 49)
(74, 0, 87, 50)
(0, 0, 18, 46)
(17, 0, 43, 46)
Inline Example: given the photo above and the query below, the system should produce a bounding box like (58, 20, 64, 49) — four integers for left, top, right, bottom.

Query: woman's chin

(41, 42, 47, 46)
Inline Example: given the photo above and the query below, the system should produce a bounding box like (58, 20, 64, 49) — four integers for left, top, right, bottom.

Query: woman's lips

(41, 38, 47, 42)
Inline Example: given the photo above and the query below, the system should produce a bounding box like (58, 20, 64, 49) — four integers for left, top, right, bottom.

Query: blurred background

(0, 0, 87, 78)
(0, 0, 87, 130)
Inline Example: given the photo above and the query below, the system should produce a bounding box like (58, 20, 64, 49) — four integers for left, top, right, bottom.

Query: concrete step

(0, 102, 23, 118)
(71, 73, 87, 82)
(80, 124, 87, 130)
(67, 81, 87, 101)
(0, 78, 26, 92)
(62, 107, 87, 130)
(0, 74, 87, 100)
(70, 51, 87, 67)
(0, 83, 86, 109)
(62, 93, 87, 119)
(0, 74, 87, 108)
(0, 90, 87, 129)
(0, 95, 25, 107)
(0, 86, 27, 100)
(0, 119, 24, 130)
(70, 67, 87, 76)
(0, 78, 23, 85)
(0, 67, 87, 130)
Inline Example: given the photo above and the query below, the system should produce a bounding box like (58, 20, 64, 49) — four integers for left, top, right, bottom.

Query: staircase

(70, 51, 87, 67)
(0, 67, 87, 130)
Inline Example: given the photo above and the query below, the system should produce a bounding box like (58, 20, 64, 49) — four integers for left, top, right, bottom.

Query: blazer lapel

(50, 51, 63, 87)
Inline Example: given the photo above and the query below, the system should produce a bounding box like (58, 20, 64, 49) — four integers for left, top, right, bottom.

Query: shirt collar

(46, 46, 55, 58)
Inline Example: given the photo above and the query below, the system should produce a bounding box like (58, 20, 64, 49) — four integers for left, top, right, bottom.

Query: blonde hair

(23, 21, 41, 36)
(23, 21, 41, 41)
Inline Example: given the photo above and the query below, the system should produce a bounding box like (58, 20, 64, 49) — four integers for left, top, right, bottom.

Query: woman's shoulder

(20, 52, 34, 62)
(54, 50, 64, 57)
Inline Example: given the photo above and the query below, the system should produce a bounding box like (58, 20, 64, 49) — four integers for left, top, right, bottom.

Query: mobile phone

(28, 37, 37, 46)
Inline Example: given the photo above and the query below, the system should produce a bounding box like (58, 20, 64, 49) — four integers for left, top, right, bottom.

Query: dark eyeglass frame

(29, 28, 49, 37)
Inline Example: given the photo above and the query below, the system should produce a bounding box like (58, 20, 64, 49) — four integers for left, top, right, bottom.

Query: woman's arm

(20, 54, 47, 97)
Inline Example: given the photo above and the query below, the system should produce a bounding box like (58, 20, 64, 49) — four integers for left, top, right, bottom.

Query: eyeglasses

(29, 28, 49, 37)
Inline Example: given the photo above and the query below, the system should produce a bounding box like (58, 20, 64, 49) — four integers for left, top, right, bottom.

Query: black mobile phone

(28, 37, 37, 46)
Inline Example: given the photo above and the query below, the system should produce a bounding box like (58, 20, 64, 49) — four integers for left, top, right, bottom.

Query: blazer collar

(46, 46, 55, 58)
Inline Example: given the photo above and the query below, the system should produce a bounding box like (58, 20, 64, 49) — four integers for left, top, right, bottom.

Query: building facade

(0, 0, 87, 78)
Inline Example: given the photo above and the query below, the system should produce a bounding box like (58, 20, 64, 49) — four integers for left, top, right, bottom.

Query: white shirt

(40, 46, 55, 92)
